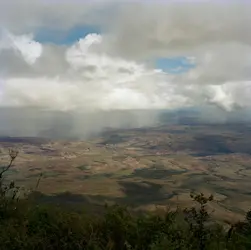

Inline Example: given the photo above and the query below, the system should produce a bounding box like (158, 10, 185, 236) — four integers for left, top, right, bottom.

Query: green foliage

(1, 151, 251, 249)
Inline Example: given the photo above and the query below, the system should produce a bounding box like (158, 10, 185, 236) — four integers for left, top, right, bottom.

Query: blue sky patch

(155, 56, 195, 74)
(35, 25, 101, 45)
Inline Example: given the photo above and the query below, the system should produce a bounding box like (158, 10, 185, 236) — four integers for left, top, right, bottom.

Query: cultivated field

(1, 122, 251, 222)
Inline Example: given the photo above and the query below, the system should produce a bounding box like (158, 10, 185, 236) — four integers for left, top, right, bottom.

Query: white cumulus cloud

(0, 32, 190, 111)
(0, 29, 42, 64)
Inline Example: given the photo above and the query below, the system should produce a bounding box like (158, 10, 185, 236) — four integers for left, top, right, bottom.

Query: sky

(0, 0, 251, 137)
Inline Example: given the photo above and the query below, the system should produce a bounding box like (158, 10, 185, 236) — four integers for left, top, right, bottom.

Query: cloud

(0, 0, 115, 33)
(1, 28, 251, 113)
(183, 43, 251, 84)
(0, 0, 251, 138)
(0, 29, 42, 64)
(108, 1, 251, 59)
(0, 32, 190, 111)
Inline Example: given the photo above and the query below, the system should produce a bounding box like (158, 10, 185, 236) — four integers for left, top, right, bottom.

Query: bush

(0, 151, 251, 249)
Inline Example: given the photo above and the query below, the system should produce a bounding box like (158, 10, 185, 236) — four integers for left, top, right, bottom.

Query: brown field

(1, 123, 251, 222)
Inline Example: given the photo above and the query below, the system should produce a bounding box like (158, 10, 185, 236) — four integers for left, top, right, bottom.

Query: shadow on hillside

(125, 167, 186, 180)
(28, 180, 174, 209)
(116, 181, 173, 205)
(28, 191, 105, 213)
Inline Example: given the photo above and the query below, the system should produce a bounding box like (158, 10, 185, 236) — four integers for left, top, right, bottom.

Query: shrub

(0, 151, 251, 249)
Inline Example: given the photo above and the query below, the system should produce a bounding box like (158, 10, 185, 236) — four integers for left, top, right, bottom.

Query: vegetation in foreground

(0, 150, 251, 249)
